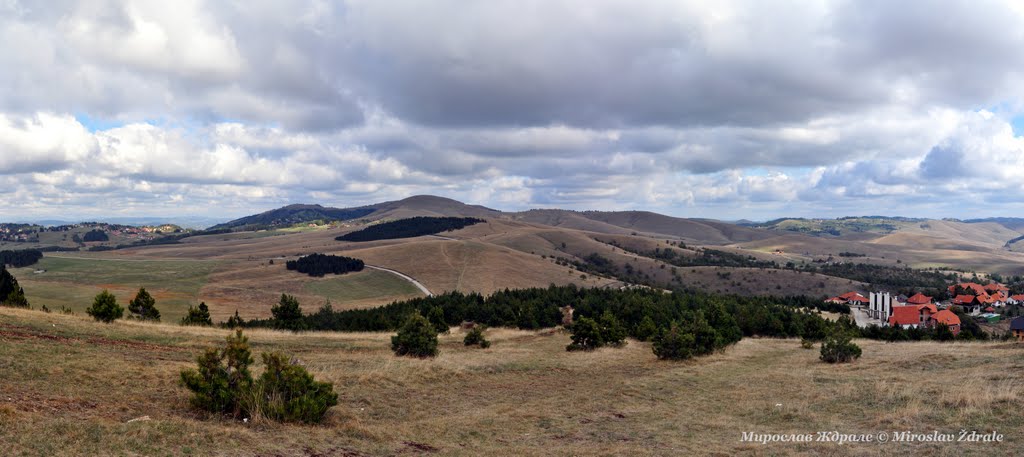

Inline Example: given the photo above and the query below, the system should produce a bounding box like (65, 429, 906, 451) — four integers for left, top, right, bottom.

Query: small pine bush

(87, 290, 124, 323)
(598, 311, 627, 347)
(180, 330, 253, 418)
(819, 330, 862, 363)
(427, 305, 449, 334)
(224, 310, 245, 328)
(128, 287, 161, 321)
(634, 315, 658, 342)
(566, 316, 603, 351)
(463, 325, 490, 348)
(181, 330, 337, 424)
(258, 352, 339, 424)
(652, 322, 695, 360)
(181, 302, 213, 326)
(391, 312, 439, 357)
(271, 294, 306, 331)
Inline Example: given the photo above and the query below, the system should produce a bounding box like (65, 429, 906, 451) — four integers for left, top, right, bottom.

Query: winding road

(366, 265, 433, 297)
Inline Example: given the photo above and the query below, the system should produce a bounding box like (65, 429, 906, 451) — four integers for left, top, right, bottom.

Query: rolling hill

(208, 195, 501, 231)
(10, 195, 1024, 320)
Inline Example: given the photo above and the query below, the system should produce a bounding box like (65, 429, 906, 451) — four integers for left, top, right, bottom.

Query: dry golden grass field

(2, 306, 1023, 456)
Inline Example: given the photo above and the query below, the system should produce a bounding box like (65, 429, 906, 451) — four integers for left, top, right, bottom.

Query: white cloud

(1, 1, 1024, 220)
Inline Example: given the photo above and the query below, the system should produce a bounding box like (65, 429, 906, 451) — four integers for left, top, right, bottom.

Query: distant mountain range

(16, 216, 226, 230)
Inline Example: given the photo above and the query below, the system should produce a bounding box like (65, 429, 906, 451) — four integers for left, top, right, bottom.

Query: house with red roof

(825, 292, 868, 306)
(930, 310, 961, 335)
(906, 293, 932, 306)
(1008, 294, 1024, 305)
(888, 305, 924, 329)
(952, 295, 983, 315)
(984, 283, 1010, 294)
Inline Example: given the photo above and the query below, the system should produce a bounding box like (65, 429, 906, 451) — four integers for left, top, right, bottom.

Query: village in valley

(827, 282, 1024, 341)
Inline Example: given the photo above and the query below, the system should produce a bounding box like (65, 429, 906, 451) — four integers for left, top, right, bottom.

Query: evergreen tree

(566, 316, 604, 351)
(689, 312, 720, 356)
(391, 312, 439, 357)
(180, 329, 253, 418)
(427, 305, 449, 334)
(224, 310, 245, 328)
(271, 294, 306, 331)
(87, 290, 124, 323)
(634, 315, 658, 342)
(819, 329, 862, 363)
(128, 287, 160, 321)
(934, 323, 955, 341)
(652, 322, 695, 360)
(463, 325, 490, 348)
(598, 310, 627, 347)
(258, 352, 339, 423)
(0, 266, 29, 308)
(182, 302, 213, 326)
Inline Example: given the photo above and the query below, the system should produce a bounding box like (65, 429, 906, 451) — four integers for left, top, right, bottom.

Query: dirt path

(365, 265, 433, 297)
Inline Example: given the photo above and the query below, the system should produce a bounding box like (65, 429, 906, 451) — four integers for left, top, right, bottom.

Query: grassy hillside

(11, 255, 221, 321)
(1, 307, 1021, 456)
(512, 209, 773, 245)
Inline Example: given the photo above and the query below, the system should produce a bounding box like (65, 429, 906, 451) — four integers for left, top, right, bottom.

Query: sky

(2, 0, 1024, 223)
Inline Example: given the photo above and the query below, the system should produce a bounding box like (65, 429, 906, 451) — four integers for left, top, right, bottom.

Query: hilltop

(208, 195, 500, 231)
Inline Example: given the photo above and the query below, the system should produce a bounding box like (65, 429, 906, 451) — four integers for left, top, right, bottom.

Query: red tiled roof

(888, 305, 922, 326)
(953, 295, 976, 305)
(1011, 294, 1024, 301)
(949, 283, 989, 296)
(932, 309, 961, 327)
(985, 306, 995, 312)
(906, 293, 932, 305)
(848, 296, 869, 303)
(839, 291, 865, 300)
(916, 304, 937, 314)
(984, 283, 1009, 292)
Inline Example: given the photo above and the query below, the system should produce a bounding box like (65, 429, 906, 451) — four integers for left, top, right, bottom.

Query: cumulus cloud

(1, 0, 1024, 221)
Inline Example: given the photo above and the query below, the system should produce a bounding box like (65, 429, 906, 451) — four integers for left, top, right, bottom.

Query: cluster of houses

(827, 282, 1024, 338)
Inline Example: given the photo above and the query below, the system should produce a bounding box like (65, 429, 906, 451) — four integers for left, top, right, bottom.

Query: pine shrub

(427, 305, 449, 334)
(391, 312, 439, 357)
(598, 311, 627, 347)
(566, 316, 604, 351)
(258, 352, 338, 423)
(463, 325, 490, 348)
(634, 315, 658, 342)
(181, 331, 338, 423)
(87, 290, 124, 323)
(128, 287, 161, 321)
(180, 330, 253, 417)
(271, 294, 306, 331)
(181, 302, 213, 326)
(819, 330, 862, 363)
(652, 322, 695, 360)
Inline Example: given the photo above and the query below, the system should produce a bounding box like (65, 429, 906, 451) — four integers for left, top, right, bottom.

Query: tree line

(236, 284, 850, 343)
(286, 253, 364, 277)
(335, 217, 485, 242)
(0, 249, 43, 268)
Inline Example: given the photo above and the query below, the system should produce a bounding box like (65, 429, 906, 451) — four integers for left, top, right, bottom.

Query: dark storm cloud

(1, 0, 1024, 220)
